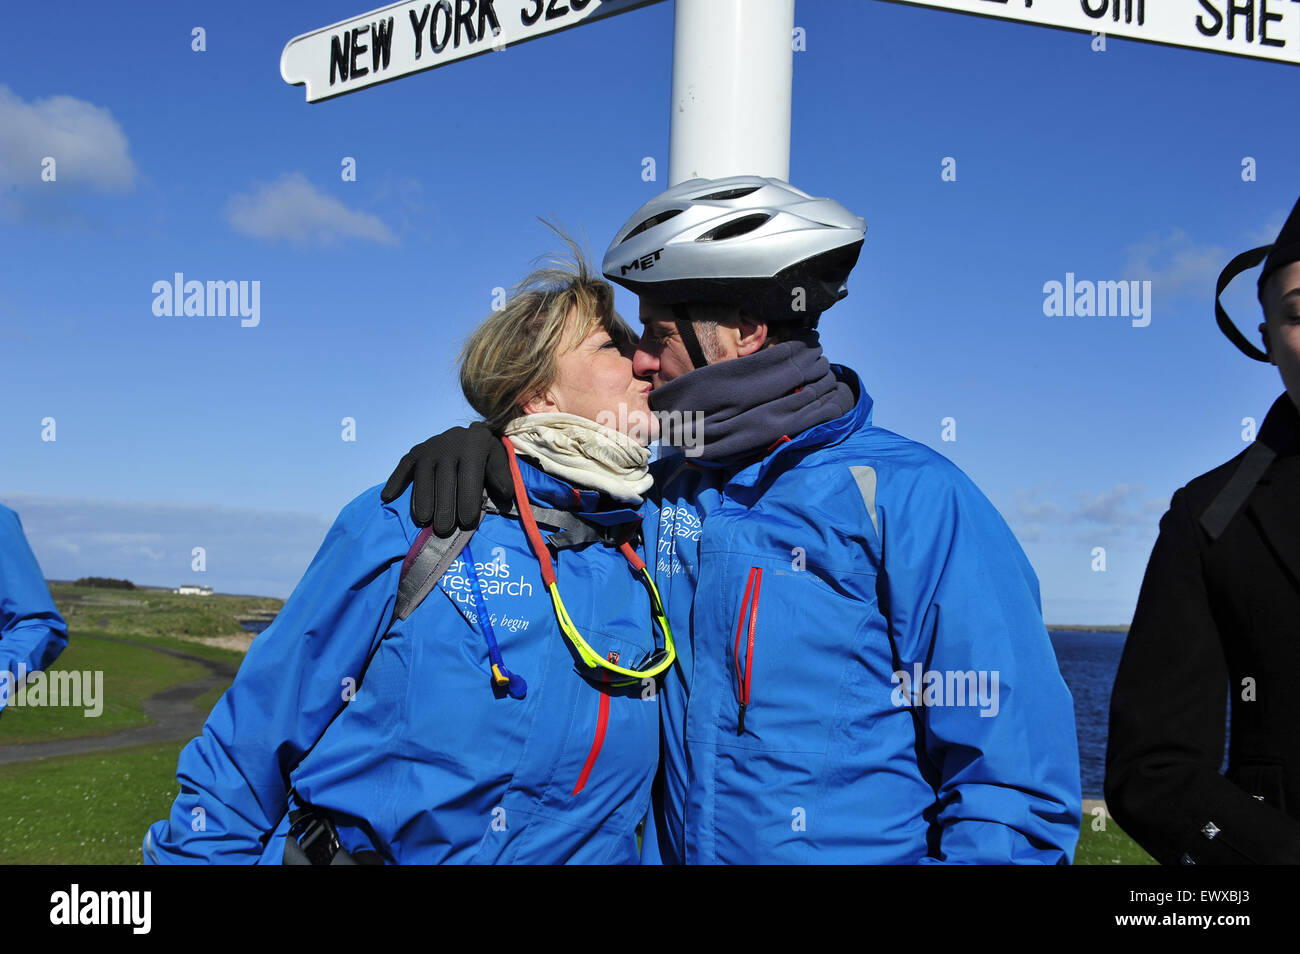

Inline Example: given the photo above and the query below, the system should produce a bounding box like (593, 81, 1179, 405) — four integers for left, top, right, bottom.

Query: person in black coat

(1104, 195, 1300, 865)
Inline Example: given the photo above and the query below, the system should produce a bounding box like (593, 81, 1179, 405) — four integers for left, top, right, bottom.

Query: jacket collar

(514, 455, 644, 527)
(1257, 392, 1300, 459)
(1247, 393, 1300, 587)
(721, 365, 874, 489)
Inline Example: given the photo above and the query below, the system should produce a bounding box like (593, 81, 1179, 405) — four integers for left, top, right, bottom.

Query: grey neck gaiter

(649, 332, 856, 466)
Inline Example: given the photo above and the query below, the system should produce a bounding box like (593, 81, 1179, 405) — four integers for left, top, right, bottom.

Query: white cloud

(1003, 482, 1167, 541)
(1121, 228, 1227, 300)
(0, 85, 135, 190)
(224, 172, 399, 246)
(1074, 482, 1147, 528)
(1012, 487, 1063, 523)
(1248, 209, 1289, 248)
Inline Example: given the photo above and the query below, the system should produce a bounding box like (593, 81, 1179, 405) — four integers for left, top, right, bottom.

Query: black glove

(381, 422, 514, 535)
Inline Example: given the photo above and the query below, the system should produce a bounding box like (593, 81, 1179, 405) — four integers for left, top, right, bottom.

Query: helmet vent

(696, 213, 770, 243)
(696, 186, 761, 201)
(623, 208, 682, 241)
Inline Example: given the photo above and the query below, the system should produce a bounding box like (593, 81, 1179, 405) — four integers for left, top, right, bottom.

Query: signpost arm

(668, 0, 795, 185)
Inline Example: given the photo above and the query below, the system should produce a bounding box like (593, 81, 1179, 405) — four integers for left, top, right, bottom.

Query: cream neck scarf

(502, 412, 653, 503)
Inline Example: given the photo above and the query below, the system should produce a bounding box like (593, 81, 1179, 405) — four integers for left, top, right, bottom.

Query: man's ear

(735, 309, 769, 356)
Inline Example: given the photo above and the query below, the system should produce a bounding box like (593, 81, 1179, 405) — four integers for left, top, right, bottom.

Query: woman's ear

(521, 390, 559, 415)
(1259, 320, 1275, 364)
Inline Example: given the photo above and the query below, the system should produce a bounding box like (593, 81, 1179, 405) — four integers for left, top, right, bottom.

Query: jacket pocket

(572, 676, 612, 796)
(703, 560, 887, 755)
(1230, 759, 1288, 813)
(732, 567, 763, 736)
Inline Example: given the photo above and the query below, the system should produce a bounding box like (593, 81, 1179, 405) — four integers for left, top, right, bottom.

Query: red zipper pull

(732, 566, 762, 737)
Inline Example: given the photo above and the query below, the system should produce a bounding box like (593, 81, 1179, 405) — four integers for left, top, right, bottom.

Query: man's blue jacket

(0, 504, 68, 715)
(145, 462, 662, 864)
(641, 367, 1081, 864)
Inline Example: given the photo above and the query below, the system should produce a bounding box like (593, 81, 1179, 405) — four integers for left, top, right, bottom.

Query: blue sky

(2, 0, 1297, 621)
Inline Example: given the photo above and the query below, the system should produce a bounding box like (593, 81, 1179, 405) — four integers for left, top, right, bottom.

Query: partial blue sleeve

(144, 488, 411, 864)
(0, 506, 68, 714)
(884, 464, 1081, 864)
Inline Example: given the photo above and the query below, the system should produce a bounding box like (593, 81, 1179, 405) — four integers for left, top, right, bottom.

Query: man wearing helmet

(384, 177, 1082, 864)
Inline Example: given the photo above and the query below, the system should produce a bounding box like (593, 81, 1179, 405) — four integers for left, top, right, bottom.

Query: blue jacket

(642, 367, 1081, 864)
(145, 461, 662, 864)
(0, 504, 68, 714)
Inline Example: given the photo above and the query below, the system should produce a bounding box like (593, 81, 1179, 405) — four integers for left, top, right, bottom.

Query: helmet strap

(671, 303, 712, 369)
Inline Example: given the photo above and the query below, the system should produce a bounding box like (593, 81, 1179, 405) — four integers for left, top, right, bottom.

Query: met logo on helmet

(621, 248, 664, 276)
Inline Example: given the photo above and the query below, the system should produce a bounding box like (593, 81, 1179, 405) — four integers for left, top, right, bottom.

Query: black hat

(1216, 194, 1300, 362)
(1258, 194, 1300, 297)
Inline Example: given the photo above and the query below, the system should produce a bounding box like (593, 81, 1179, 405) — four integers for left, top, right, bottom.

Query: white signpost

(883, 0, 1300, 65)
(281, 0, 796, 184)
(281, 0, 667, 103)
(282, 0, 1297, 186)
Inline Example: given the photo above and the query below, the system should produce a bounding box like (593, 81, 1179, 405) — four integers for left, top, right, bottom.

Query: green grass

(0, 636, 211, 744)
(50, 583, 280, 644)
(0, 740, 187, 864)
(0, 585, 258, 864)
(66, 628, 247, 667)
(1075, 813, 1157, 865)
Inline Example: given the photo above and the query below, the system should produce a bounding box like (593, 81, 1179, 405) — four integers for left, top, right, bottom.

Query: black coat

(1105, 393, 1300, 864)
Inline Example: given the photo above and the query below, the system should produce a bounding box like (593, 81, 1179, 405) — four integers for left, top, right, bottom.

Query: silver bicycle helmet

(602, 175, 866, 328)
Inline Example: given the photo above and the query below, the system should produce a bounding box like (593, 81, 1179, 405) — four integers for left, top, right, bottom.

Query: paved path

(0, 633, 238, 765)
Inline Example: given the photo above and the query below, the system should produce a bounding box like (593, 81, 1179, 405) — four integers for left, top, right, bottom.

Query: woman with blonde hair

(145, 232, 671, 864)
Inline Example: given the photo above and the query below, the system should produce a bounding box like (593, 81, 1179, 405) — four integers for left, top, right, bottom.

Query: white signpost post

(882, 0, 1300, 65)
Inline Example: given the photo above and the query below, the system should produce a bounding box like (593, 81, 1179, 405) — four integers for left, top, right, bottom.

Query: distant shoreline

(1048, 624, 1128, 633)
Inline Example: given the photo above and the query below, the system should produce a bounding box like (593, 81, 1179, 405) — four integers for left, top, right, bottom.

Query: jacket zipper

(572, 673, 611, 796)
(733, 566, 763, 735)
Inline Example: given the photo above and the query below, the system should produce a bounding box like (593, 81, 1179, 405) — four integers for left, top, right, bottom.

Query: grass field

(1076, 810, 1156, 865)
(0, 584, 253, 863)
(50, 582, 278, 646)
(1, 583, 253, 746)
(0, 636, 213, 744)
(0, 740, 189, 864)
